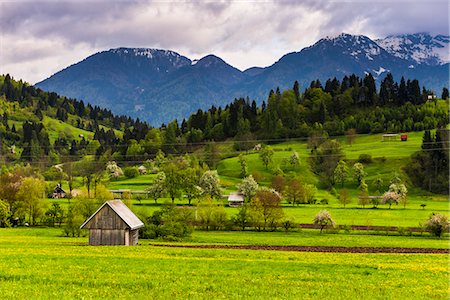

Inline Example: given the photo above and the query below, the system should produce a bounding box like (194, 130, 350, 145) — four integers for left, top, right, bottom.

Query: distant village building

(227, 193, 245, 207)
(51, 184, 66, 199)
(253, 144, 262, 151)
(427, 94, 436, 101)
(80, 200, 145, 246)
(382, 133, 398, 142)
(138, 165, 147, 175)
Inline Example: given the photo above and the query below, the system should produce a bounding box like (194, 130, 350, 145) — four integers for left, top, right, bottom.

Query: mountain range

(36, 33, 449, 125)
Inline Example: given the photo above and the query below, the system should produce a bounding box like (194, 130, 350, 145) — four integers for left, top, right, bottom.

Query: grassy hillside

(43, 116, 94, 143)
(92, 130, 448, 228)
(216, 131, 425, 194)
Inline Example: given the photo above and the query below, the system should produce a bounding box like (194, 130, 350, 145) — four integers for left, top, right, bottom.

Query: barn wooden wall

(89, 229, 129, 246)
(129, 229, 139, 246)
(84, 205, 128, 229)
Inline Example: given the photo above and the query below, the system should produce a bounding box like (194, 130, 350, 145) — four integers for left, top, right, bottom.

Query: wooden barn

(227, 193, 245, 207)
(80, 200, 144, 246)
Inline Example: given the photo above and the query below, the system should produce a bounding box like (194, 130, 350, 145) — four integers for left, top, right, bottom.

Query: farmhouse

(51, 184, 66, 199)
(227, 193, 245, 207)
(80, 200, 144, 246)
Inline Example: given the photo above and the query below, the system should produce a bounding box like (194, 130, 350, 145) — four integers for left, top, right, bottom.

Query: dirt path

(151, 244, 449, 254)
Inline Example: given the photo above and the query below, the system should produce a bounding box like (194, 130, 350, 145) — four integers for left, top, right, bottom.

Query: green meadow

(0, 228, 448, 299)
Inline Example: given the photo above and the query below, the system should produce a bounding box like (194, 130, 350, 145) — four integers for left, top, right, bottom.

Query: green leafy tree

(163, 162, 183, 204)
(338, 189, 351, 208)
(163, 120, 179, 154)
(353, 162, 367, 186)
(0, 170, 23, 217)
(270, 175, 286, 195)
(204, 141, 219, 169)
(303, 184, 318, 204)
(181, 167, 202, 205)
(45, 203, 65, 227)
(390, 172, 402, 185)
(75, 156, 104, 198)
(286, 179, 303, 205)
(289, 151, 300, 169)
(0, 200, 11, 227)
(197, 197, 228, 231)
(123, 167, 139, 178)
(146, 172, 166, 204)
(232, 204, 251, 230)
(238, 153, 248, 178)
(357, 180, 370, 208)
(333, 160, 349, 187)
(63, 204, 84, 237)
(154, 150, 166, 168)
(441, 87, 449, 100)
(293, 80, 301, 102)
(259, 146, 274, 170)
(16, 177, 47, 225)
(249, 188, 284, 231)
(372, 176, 383, 194)
(310, 140, 344, 187)
(142, 204, 194, 240)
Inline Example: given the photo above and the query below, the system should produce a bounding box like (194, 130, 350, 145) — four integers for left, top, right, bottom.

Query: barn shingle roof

(80, 200, 144, 230)
(228, 193, 244, 202)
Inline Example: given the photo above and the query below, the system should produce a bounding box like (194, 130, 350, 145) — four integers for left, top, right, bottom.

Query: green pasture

(43, 116, 94, 143)
(107, 174, 156, 190)
(339, 131, 425, 159)
(0, 228, 448, 299)
(186, 230, 449, 249)
(97, 131, 428, 197)
(216, 131, 425, 193)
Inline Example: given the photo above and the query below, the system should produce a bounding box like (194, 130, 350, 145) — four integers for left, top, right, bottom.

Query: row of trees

(0, 166, 47, 226)
(405, 129, 449, 193)
(141, 200, 448, 239)
(1, 73, 448, 166)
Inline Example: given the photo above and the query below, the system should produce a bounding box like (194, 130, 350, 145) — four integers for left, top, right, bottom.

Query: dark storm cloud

(0, 0, 448, 83)
(318, 1, 449, 37)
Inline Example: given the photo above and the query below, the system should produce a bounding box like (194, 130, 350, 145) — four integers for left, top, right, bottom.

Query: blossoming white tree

(314, 210, 336, 233)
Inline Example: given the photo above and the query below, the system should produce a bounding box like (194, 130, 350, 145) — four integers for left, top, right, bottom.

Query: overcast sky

(1, 0, 449, 84)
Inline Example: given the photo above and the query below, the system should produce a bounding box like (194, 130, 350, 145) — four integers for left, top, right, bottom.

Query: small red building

(401, 135, 408, 141)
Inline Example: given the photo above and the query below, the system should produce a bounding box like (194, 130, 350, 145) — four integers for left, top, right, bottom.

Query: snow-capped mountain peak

(376, 33, 450, 66)
(313, 33, 385, 62)
(110, 47, 191, 68)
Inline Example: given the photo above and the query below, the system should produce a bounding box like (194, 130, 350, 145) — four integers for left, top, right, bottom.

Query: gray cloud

(0, 0, 448, 84)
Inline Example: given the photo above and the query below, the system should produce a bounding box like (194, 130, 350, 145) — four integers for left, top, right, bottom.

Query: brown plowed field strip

(151, 244, 449, 254)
